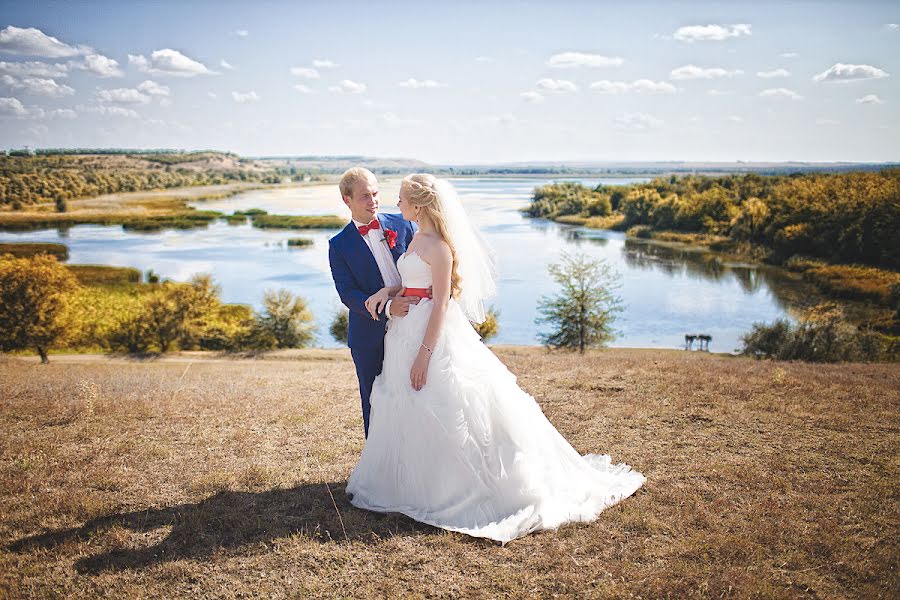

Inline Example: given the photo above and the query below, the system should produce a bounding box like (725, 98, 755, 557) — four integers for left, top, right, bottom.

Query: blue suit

(328, 212, 417, 437)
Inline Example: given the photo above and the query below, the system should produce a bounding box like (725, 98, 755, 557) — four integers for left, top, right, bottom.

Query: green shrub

(250, 214, 344, 229)
(0, 242, 68, 261)
(255, 288, 315, 348)
(330, 309, 349, 344)
(473, 308, 500, 342)
(741, 303, 887, 362)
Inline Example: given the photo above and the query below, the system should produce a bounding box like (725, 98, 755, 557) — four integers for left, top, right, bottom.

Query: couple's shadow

(7, 481, 442, 574)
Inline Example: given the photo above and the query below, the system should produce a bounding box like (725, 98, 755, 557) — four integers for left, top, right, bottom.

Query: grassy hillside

(2, 348, 897, 597)
(0, 152, 280, 208)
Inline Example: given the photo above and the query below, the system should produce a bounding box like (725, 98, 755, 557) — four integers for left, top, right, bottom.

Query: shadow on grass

(7, 481, 443, 574)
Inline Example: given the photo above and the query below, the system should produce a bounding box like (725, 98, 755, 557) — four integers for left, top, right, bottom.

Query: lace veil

(434, 178, 497, 323)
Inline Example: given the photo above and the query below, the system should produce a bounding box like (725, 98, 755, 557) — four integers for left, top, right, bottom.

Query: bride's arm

(410, 242, 452, 391)
(364, 285, 403, 320)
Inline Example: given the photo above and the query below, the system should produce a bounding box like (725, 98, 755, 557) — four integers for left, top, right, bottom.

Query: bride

(346, 174, 644, 544)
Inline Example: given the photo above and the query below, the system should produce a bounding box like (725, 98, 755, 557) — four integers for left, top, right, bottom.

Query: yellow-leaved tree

(0, 254, 80, 363)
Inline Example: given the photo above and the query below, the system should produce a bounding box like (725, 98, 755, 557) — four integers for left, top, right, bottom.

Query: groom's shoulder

(382, 212, 410, 230)
(329, 222, 353, 246)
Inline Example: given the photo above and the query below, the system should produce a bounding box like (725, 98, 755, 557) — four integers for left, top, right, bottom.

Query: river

(1, 177, 820, 352)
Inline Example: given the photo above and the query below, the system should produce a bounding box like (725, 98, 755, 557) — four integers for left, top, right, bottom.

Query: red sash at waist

(401, 287, 432, 299)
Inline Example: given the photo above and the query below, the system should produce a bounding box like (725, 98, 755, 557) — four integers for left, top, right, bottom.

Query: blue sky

(0, 0, 898, 163)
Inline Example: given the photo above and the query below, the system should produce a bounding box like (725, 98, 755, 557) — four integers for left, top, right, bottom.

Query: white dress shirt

(353, 215, 402, 319)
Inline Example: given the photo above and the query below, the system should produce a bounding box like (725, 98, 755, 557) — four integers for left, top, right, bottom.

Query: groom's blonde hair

(339, 167, 376, 199)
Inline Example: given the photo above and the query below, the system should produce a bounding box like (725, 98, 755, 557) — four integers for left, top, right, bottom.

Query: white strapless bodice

(397, 251, 432, 289)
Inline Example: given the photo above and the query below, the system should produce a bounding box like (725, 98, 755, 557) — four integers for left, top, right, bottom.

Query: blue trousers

(350, 343, 385, 438)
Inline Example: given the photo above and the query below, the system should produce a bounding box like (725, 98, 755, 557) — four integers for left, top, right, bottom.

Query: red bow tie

(357, 219, 380, 235)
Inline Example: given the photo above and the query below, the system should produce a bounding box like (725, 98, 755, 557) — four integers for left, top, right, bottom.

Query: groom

(328, 167, 418, 438)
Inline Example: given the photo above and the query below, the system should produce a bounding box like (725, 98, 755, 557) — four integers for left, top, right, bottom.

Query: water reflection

(562, 228, 611, 247)
(622, 239, 729, 281)
(619, 237, 822, 314)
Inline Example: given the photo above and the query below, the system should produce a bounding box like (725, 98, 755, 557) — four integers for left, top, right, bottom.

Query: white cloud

(398, 78, 447, 89)
(290, 66, 320, 79)
(0, 97, 76, 119)
(71, 53, 123, 77)
(475, 56, 494, 63)
(813, 63, 890, 82)
(536, 78, 577, 92)
(312, 59, 338, 68)
(780, 52, 799, 58)
(757, 68, 790, 78)
(328, 79, 367, 94)
(0, 61, 68, 78)
(97, 87, 151, 104)
(81, 104, 140, 118)
(104, 106, 140, 118)
(547, 52, 623, 68)
(520, 91, 544, 102)
(136, 80, 170, 96)
(293, 84, 315, 94)
(232, 91, 260, 103)
(19, 77, 74, 97)
(885, 24, 898, 31)
(0, 26, 84, 58)
(1, 75, 75, 97)
(759, 87, 803, 100)
(815, 118, 840, 126)
(673, 24, 752, 42)
(233, 29, 249, 37)
(129, 49, 215, 77)
(614, 112, 663, 132)
(671, 65, 743, 80)
(45, 108, 76, 119)
(207, 91, 217, 99)
(856, 94, 885, 104)
(589, 79, 677, 94)
(0, 97, 27, 116)
(727, 115, 744, 123)
(220, 59, 234, 70)
(707, 89, 735, 96)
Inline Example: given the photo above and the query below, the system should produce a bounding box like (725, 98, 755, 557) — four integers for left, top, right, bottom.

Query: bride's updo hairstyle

(401, 173, 462, 299)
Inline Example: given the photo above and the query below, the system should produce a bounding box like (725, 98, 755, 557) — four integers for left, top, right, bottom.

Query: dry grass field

(1, 347, 897, 598)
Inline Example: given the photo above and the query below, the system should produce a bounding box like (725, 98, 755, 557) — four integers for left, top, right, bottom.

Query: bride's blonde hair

(401, 174, 461, 299)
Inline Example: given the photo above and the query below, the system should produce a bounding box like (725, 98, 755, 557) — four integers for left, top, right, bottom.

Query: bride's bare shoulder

(417, 235, 451, 265)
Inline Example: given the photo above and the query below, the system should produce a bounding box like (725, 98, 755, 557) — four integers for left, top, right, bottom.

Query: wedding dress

(345, 250, 645, 544)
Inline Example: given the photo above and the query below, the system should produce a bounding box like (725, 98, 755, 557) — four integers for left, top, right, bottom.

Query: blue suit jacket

(328, 212, 417, 349)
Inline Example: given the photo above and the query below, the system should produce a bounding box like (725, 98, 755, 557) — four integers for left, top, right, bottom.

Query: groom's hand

(390, 295, 419, 317)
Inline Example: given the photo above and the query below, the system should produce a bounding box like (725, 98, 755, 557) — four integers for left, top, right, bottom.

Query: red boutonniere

(383, 228, 398, 249)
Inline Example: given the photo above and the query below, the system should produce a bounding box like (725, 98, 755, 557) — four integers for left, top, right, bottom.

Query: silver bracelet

(421, 343, 433, 354)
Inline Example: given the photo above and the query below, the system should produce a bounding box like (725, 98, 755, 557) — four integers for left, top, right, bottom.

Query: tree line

(0, 153, 282, 209)
(528, 170, 900, 270)
(7, 148, 238, 156)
